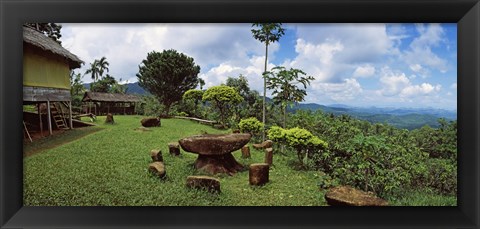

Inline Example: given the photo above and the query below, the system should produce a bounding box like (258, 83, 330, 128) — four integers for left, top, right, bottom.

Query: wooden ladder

(50, 102, 69, 130)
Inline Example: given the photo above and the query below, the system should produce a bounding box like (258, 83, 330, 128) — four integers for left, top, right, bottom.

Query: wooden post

(47, 100, 52, 135)
(123, 103, 126, 115)
(89, 101, 91, 114)
(265, 147, 273, 165)
(38, 103, 43, 136)
(241, 145, 251, 158)
(168, 142, 180, 156)
(69, 101, 73, 129)
(249, 163, 269, 186)
(94, 103, 97, 116)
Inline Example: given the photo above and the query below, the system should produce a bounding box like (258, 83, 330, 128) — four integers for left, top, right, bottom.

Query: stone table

(179, 133, 251, 175)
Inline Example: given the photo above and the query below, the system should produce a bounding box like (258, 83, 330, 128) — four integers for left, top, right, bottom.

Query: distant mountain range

(84, 82, 457, 130)
(288, 103, 456, 130)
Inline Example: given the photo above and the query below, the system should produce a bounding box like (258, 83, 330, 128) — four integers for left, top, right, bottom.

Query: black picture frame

(1, 0, 479, 228)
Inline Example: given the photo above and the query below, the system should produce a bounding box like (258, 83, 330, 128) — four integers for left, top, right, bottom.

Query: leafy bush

(202, 85, 243, 126)
(268, 126, 327, 168)
(238, 117, 264, 140)
(422, 158, 457, 195)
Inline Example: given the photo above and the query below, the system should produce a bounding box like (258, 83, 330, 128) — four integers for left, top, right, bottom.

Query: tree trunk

(262, 40, 269, 142)
(283, 104, 287, 128)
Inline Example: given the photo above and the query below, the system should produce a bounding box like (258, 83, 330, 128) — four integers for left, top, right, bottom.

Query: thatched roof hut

(82, 92, 141, 115)
(23, 25, 84, 136)
(82, 92, 141, 103)
(23, 25, 83, 69)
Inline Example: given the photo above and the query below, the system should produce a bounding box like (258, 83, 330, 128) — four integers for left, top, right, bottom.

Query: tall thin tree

(251, 23, 285, 141)
(264, 66, 314, 128)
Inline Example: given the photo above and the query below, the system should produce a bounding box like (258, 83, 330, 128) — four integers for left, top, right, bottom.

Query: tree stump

(148, 161, 166, 179)
(253, 140, 273, 150)
(249, 163, 269, 186)
(168, 142, 180, 156)
(150, 149, 163, 162)
(264, 147, 273, 165)
(325, 186, 389, 206)
(105, 113, 114, 124)
(241, 145, 251, 158)
(186, 176, 221, 193)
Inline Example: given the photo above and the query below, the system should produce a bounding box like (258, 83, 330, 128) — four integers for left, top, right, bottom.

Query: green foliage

(268, 126, 327, 168)
(24, 23, 62, 44)
(420, 158, 457, 195)
(251, 23, 286, 46)
(264, 66, 314, 128)
(202, 85, 243, 126)
(138, 95, 164, 116)
(183, 89, 204, 101)
(85, 57, 110, 89)
(137, 49, 201, 115)
(238, 117, 264, 140)
(182, 89, 204, 118)
(411, 119, 457, 160)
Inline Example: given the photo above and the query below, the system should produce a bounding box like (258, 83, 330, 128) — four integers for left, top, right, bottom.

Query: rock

(325, 186, 389, 206)
(179, 133, 251, 156)
(148, 162, 166, 178)
(213, 124, 226, 129)
(186, 176, 221, 193)
(252, 140, 273, 150)
(241, 145, 251, 158)
(150, 149, 163, 162)
(232, 129, 240, 133)
(194, 154, 244, 175)
(168, 142, 180, 156)
(105, 113, 114, 124)
(264, 148, 273, 165)
(178, 133, 251, 175)
(249, 163, 270, 186)
(141, 117, 161, 127)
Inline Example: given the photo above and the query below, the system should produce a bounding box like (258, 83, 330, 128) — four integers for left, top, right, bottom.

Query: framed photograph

(1, 0, 479, 228)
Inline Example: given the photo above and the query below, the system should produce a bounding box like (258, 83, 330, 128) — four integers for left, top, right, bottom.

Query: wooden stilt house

(82, 92, 140, 115)
(23, 25, 83, 136)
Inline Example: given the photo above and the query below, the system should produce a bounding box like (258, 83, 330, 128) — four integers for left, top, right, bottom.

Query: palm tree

(84, 57, 110, 92)
(85, 60, 99, 92)
(251, 23, 285, 141)
(96, 56, 110, 78)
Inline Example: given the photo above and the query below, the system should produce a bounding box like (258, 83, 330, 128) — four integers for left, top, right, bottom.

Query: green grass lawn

(24, 115, 326, 206)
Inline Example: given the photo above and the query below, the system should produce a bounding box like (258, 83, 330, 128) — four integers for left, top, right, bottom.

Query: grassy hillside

(23, 116, 325, 206)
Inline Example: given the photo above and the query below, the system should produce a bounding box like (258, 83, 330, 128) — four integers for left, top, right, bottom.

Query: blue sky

(61, 23, 457, 110)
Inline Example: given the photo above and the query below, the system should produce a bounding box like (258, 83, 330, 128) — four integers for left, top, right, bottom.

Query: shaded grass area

(23, 126, 104, 157)
(24, 115, 325, 206)
(387, 189, 457, 206)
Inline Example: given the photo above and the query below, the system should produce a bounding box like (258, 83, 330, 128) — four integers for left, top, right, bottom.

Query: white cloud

(353, 65, 375, 78)
(282, 39, 344, 82)
(403, 24, 448, 74)
(379, 68, 410, 96)
(310, 78, 363, 103)
(451, 83, 457, 90)
(400, 83, 441, 97)
(61, 23, 268, 84)
(378, 67, 441, 98)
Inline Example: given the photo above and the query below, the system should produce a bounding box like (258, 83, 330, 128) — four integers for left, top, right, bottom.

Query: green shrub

(267, 126, 327, 168)
(423, 158, 457, 195)
(239, 117, 264, 136)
